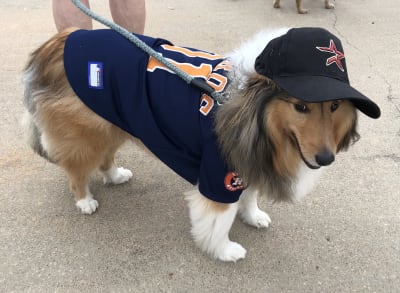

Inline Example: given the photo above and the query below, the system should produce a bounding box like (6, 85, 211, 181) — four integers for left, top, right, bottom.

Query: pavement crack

(331, 10, 400, 128)
(360, 154, 400, 163)
(331, 10, 371, 65)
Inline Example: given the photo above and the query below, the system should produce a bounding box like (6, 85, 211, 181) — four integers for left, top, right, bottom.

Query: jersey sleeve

(198, 138, 243, 204)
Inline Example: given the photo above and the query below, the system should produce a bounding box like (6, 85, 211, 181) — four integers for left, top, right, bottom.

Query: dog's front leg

(295, 0, 308, 14)
(185, 190, 246, 262)
(325, 0, 335, 9)
(238, 189, 271, 228)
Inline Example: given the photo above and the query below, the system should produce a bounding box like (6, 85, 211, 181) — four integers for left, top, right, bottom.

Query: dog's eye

(331, 101, 340, 112)
(294, 103, 309, 113)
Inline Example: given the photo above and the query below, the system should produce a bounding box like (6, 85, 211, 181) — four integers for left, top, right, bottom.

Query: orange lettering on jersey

(214, 60, 232, 72)
(199, 94, 214, 116)
(146, 46, 231, 117)
(147, 56, 213, 79)
(162, 44, 223, 60)
(207, 73, 228, 93)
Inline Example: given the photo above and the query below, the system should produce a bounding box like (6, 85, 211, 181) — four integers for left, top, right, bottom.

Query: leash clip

(191, 78, 228, 106)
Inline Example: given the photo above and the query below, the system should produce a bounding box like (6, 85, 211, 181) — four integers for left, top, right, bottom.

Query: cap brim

(274, 75, 381, 118)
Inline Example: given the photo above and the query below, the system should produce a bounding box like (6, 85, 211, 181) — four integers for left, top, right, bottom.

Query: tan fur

(265, 98, 356, 175)
(24, 31, 358, 203)
(215, 74, 358, 201)
(23, 28, 361, 261)
(25, 28, 131, 201)
(204, 197, 230, 213)
(273, 0, 335, 14)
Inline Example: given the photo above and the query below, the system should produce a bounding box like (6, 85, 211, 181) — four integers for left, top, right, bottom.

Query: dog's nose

(315, 149, 335, 166)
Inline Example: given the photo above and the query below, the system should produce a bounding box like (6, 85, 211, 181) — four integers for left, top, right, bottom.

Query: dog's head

(215, 27, 380, 200)
(251, 27, 380, 176)
(265, 95, 359, 171)
(215, 74, 361, 200)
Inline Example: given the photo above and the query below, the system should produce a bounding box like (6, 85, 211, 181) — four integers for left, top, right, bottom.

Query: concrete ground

(0, 0, 399, 292)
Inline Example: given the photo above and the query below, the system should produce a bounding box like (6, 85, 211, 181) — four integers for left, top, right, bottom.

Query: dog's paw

(214, 241, 247, 262)
(103, 167, 133, 185)
(298, 8, 309, 14)
(76, 197, 99, 214)
(325, 2, 335, 9)
(273, 0, 280, 8)
(240, 209, 271, 228)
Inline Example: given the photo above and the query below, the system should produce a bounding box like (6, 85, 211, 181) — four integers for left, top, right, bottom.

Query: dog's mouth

(290, 132, 321, 170)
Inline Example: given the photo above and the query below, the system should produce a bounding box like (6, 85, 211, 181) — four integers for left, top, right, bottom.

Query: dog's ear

(215, 74, 279, 172)
(215, 74, 293, 201)
(337, 112, 360, 152)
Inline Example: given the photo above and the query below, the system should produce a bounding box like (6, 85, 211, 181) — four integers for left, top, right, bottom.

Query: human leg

(52, 0, 93, 31)
(109, 0, 146, 34)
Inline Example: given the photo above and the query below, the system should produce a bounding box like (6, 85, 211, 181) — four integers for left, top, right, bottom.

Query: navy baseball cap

(255, 27, 381, 118)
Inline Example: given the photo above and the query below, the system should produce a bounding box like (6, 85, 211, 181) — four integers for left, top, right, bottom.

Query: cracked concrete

(332, 8, 400, 121)
(361, 154, 400, 163)
(1, 0, 399, 292)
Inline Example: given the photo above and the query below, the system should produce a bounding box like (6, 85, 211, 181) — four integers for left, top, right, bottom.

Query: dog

(273, 0, 335, 14)
(22, 27, 380, 262)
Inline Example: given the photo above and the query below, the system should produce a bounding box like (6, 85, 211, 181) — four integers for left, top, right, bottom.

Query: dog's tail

(21, 110, 51, 161)
(22, 61, 53, 161)
(22, 27, 78, 162)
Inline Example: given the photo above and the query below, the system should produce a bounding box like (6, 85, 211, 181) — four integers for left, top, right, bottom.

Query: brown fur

(273, 0, 335, 14)
(24, 28, 130, 201)
(215, 74, 358, 201)
(22, 29, 363, 261)
(23, 30, 358, 205)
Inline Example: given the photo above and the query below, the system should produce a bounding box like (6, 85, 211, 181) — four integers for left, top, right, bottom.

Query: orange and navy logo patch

(224, 172, 245, 192)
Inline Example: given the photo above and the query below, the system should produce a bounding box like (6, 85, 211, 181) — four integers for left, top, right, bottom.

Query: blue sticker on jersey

(88, 61, 103, 89)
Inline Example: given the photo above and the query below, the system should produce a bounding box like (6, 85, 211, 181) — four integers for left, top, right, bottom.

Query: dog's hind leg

(238, 189, 271, 228)
(101, 161, 133, 186)
(63, 160, 99, 215)
(100, 143, 133, 185)
(296, 0, 308, 14)
(185, 190, 246, 262)
(325, 0, 335, 9)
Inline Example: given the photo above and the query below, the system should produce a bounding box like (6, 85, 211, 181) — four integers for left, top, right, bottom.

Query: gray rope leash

(70, 0, 224, 104)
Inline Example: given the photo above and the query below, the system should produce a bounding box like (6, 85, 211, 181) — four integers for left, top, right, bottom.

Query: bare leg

(52, 0, 93, 32)
(109, 0, 146, 34)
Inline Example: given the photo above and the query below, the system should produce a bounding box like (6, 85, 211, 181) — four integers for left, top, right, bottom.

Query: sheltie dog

(22, 27, 363, 262)
(273, 0, 335, 14)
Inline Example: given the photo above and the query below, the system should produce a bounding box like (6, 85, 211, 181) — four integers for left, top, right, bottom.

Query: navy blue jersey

(63, 29, 244, 203)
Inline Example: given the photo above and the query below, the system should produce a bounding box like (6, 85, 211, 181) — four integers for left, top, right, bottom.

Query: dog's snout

(315, 149, 335, 166)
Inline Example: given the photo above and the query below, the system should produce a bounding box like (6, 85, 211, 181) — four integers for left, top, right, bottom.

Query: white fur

(21, 111, 34, 145)
(26, 28, 325, 262)
(76, 188, 99, 214)
(292, 163, 322, 200)
(185, 190, 246, 262)
(182, 29, 326, 262)
(102, 166, 133, 185)
(39, 132, 51, 154)
(238, 189, 271, 228)
(227, 28, 289, 88)
(182, 164, 320, 262)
